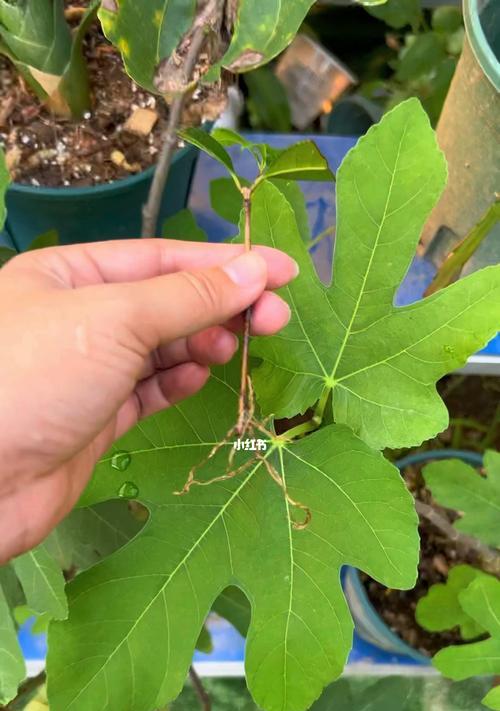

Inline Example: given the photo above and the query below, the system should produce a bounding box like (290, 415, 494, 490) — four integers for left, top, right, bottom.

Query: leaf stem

(415, 500, 500, 576)
(425, 199, 500, 296)
(309, 225, 336, 250)
(189, 666, 211, 711)
(5, 671, 46, 710)
(141, 0, 224, 237)
(236, 187, 252, 435)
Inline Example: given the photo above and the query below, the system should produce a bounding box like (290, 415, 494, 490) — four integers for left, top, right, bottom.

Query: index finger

(14, 239, 299, 290)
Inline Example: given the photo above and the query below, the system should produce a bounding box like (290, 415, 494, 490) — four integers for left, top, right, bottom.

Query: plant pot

(422, 0, 500, 262)
(2, 142, 199, 251)
(344, 449, 484, 663)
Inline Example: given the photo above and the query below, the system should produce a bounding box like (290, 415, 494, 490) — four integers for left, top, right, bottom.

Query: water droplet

(111, 450, 131, 471)
(117, 481, 139, 499)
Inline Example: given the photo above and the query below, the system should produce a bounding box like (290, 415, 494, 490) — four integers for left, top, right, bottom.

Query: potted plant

(0, 0, 320, 250)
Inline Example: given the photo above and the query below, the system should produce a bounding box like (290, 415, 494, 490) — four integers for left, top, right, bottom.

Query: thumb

(120, 251, 268, 347)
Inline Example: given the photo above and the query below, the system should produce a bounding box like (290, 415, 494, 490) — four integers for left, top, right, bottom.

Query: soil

(0, 4, 227, 188)
(362, 374, 500, 657)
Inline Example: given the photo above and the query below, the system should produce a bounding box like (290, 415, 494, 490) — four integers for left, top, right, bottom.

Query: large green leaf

(415, 565, 489, 640)
(434, 577, 500, 709)
(12, 543, 67, 620)
(47, 362, 418, 711)
(211, 0, 316, 75)
(0, 0, 71, 75)
(423, 451, 500, 548)
(0, 584, 25, 705)
(251, 99, 500, 450)
(98, 0, 196, 93)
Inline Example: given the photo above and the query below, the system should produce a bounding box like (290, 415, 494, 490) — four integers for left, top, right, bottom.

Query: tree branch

(415, 500, 500, 575)
(189, 666, 211, 711)
(5, 671, 46, 710)
(141, 0, 224, 238)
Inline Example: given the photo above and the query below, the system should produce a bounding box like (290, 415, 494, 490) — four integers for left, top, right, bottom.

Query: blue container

(344, 449, 484, 664)
(2, 142, 199, 251)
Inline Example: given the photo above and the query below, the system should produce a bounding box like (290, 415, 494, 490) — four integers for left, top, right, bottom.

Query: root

(173, 183, 311, 528)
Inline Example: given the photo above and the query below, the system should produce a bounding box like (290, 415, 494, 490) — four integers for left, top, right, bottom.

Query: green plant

(420, 575, 500, 710)
(98, 0, 321, 236)
(0, 98, 488, 711)
(423, 451, 500, 549)
(363, 0, 464, 124)
(0, 0, 99, 119)
(414, 453, 500, 709)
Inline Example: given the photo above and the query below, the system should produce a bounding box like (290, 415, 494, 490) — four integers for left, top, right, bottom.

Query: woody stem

(236, 187, 252, 435)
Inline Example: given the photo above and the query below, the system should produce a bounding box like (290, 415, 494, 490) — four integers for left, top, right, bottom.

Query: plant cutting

(0, 97, 490, 711)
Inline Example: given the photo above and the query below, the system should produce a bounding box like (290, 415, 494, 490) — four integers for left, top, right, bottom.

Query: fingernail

(223, 252, 267, 287)
(291, 259, 300, 278)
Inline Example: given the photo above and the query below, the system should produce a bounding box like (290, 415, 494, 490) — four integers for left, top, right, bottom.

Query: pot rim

(464, 0, 500, 92)
(7, 144, 189, 200)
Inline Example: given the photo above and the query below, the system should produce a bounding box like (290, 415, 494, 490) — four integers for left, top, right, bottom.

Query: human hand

(0, 239, 297, 563)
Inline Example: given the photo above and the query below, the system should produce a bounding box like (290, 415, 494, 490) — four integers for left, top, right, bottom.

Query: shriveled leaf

(47, 362, 418, 711)
(415, 564, 489, 639)
(423, 451, 500, 548)
(98, 0, 196, 93)
(162, 208, 207, 242)
(251, 99, 500, 450)
(214, 0, 315, 74)
(179, 128, 237, 179)
(0, 584, 25, 705)
(262, 141, 335, 183)
(13, 544, 67, 620)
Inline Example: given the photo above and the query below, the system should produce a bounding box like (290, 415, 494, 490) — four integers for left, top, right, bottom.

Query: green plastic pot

(2, 141, 199, 251)
(422, 0, 500, 262)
